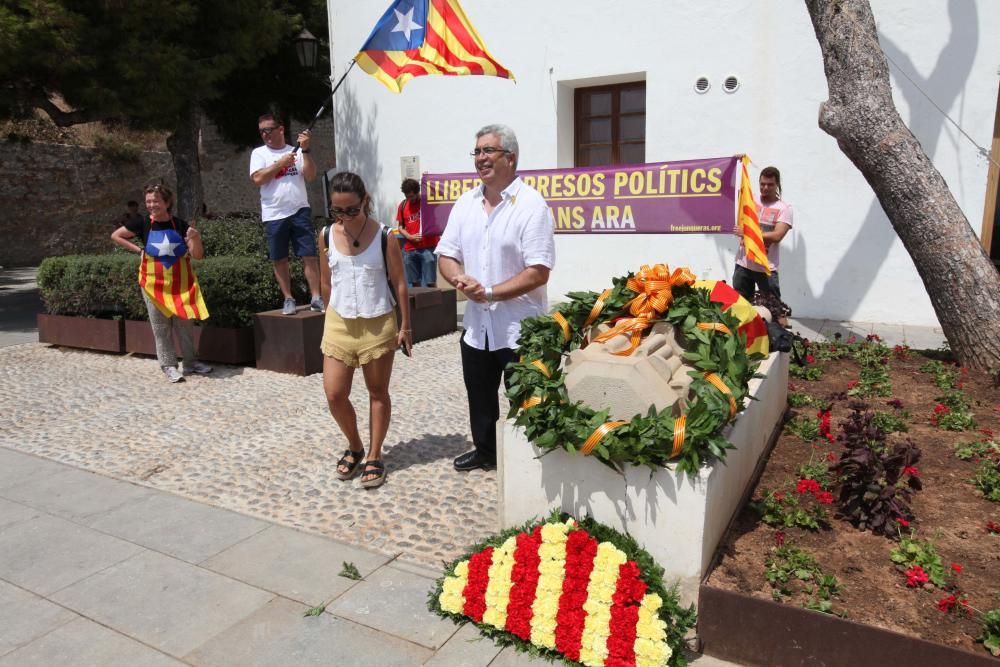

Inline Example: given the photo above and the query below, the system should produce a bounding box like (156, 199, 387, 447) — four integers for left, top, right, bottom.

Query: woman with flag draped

(111, 184, 212, 383)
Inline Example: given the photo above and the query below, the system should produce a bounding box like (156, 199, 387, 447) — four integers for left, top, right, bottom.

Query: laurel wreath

(505, 268, 762, 477)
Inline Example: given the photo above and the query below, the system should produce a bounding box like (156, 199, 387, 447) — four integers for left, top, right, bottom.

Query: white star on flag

(391, 7, 422, 42)
(151, 236, 180, 257)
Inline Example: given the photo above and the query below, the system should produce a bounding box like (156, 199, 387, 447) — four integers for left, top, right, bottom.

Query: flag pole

(293, 58, 358, 154)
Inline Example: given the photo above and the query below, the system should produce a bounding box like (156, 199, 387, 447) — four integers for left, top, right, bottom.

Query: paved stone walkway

(0, 335, 499, 572)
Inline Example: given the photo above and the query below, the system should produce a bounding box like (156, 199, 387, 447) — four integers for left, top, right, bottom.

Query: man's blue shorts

(265, 207, 317, 260)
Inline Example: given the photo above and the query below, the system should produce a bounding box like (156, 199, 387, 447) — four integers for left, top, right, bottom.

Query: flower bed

(705, 337, 1000, 659)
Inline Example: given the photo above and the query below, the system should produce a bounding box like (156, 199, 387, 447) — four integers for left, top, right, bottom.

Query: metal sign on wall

(420, 156, 738, 236)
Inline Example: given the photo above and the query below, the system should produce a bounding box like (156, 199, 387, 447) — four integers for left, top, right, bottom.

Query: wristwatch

(485, 286, 494, 303)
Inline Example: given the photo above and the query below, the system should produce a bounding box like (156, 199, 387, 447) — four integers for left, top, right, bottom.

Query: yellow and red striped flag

(355, 0, 514, 93)
(138, 229, 208, 321)
(738, 155, 771, 274)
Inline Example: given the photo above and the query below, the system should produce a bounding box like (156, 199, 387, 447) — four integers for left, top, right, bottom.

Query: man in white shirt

(436, 124, 556, 471)
(249, 113, 323, 315)
(733, 165, 793, 305)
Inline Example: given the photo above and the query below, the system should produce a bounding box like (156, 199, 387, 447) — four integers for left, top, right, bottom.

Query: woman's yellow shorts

(320, 308, 397, 368)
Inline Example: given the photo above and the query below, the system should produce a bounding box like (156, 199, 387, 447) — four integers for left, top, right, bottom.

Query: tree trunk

(166, 102, 204, 223)
(803, 0, 1000, 371)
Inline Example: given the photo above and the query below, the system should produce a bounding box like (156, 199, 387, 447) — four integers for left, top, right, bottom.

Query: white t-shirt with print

(735, 196, 793, 273)
(249, 145, 309, 221)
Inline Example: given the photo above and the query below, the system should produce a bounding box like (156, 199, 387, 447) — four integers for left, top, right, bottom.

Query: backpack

(322, 224, 399, 307)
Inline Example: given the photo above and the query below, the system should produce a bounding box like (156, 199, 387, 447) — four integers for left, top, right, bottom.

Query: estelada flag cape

(695, 279, 769, 357)
(737, 155, 771, 274)
(355, 0, 514, 93)
(138, 227, 209, 321)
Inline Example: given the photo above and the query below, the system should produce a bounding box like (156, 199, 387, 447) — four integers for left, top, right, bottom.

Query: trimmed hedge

(195, 215, 329, 258)
(38, 254, 310, 328)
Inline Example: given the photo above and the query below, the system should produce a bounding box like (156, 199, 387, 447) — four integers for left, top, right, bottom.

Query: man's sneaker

(309, 297, 325, 313)
(282, 297, 297, 315)
(162, 366, 185, 383)
(183, 360, 213, 376)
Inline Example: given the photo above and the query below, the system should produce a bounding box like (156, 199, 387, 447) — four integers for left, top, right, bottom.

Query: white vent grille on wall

(723, 75, 740, 93)
(694, 77, 710, 94)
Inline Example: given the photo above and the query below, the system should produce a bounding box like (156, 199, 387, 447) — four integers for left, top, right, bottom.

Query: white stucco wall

(326, 0, 998, 326)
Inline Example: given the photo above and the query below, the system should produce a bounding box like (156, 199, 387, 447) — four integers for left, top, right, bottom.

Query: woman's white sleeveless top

(326, 225, 394, 319)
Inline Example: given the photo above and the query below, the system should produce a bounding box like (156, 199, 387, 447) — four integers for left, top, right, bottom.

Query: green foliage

(872, 410, 909, 434)
(980, 606, 1000, 657)
(194, 217, 268, 258)
(303, 602, 327, 617)
(765, 545, 842, 614)
(787, 391, 815, 408)
(428, 510, 697, 667)
(93, 134, 141, 162)
(934, 390, 977, 431)
(919, 359, 958, 390)
(789, 364, 824, 381)
(506, 281, 759, 478)
(890, 536, 947, 587)
(971, 459, 1000, 502)
(753, 488, 829, 531)
(338, 561, 362, 580)
(38, 255, 147, 320)
(38, 254, 304, 328)
(786, 415, 821, 442)
(847, 341, 892, 398)
(798, 458, 834, 489)
(954, 439, 1000, 462)
(806, 339, 855, 362)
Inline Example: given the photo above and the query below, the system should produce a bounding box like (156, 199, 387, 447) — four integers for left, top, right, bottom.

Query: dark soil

(706, 344, 1000, 657)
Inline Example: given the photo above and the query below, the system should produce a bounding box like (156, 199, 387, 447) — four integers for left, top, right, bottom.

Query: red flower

(806, 354, 816, 364)
(886, 399, 903, 409)
(815, 491, 834, 505)
(773, 491, 785, 502)
(950, 563, 962, 573)
(826, 451, 838, 463)
(905, 565, 929, 587)
(774, 530, 786, 546)
(847, 380, 859, 389)
(937, 594, 958, 613)
(987, 521, 1000, 534)
(980, 428, 994, 438)
(795, 479, 821, 495)
(818, 410, 833, 441)
(933, 403, 949, 414)
(847, 335, 857, 343)
(896, 517, 910, 528)
(867, 334, 882, 342)
(903, 466, 920, 477)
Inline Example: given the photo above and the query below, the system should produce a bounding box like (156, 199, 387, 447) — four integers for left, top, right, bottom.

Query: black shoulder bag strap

(381, 227, 399, 307)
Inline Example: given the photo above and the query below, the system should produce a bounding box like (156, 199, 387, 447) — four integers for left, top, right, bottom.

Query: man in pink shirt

(733, 165, 793, 304)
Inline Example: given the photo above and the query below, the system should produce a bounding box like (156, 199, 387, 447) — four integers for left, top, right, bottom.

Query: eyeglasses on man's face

(331, 206, 363, 219)
(259, 126, 281, 135)
(470, 147, 510, 158)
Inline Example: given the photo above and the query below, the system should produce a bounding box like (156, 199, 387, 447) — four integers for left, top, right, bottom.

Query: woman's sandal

(336, 448, 365, 481)
(360, 459, 387, 489)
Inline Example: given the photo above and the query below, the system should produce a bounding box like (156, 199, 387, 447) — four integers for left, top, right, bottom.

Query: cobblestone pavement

(0, 334, 502, 569)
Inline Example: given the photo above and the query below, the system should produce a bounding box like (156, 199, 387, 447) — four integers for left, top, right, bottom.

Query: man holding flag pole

(733, 158, 793, 317)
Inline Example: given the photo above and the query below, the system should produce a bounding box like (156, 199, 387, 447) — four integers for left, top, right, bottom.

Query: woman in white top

(319, 172, 412, 489)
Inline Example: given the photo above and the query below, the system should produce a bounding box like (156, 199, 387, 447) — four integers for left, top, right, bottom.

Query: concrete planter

(499, 351, 789, 606)
(37, 313, 124, 353)
(698, 584, 996, 666)
(124, 320, 254, 365)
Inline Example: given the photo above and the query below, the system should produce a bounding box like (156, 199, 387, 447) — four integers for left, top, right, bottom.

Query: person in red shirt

(395, 178, 439, 287)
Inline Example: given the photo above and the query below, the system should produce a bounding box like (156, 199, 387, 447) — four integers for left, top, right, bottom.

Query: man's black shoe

(454, 450, 496, 471)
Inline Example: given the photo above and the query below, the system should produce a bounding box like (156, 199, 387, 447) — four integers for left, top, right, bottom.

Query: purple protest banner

(420, 156, 738, 236)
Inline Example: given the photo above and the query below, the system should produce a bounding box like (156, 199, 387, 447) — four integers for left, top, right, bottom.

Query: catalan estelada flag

(695, 279, 769, 357)
(355, 0, 514, 93)
(138, 228, 209, 321)
(738, 155, 771, 274)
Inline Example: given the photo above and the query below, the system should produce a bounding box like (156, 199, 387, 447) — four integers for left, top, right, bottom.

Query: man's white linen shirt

(436, 177, 555, 350)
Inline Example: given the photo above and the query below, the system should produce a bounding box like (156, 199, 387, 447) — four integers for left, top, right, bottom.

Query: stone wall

(0, 115, 337, 267)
